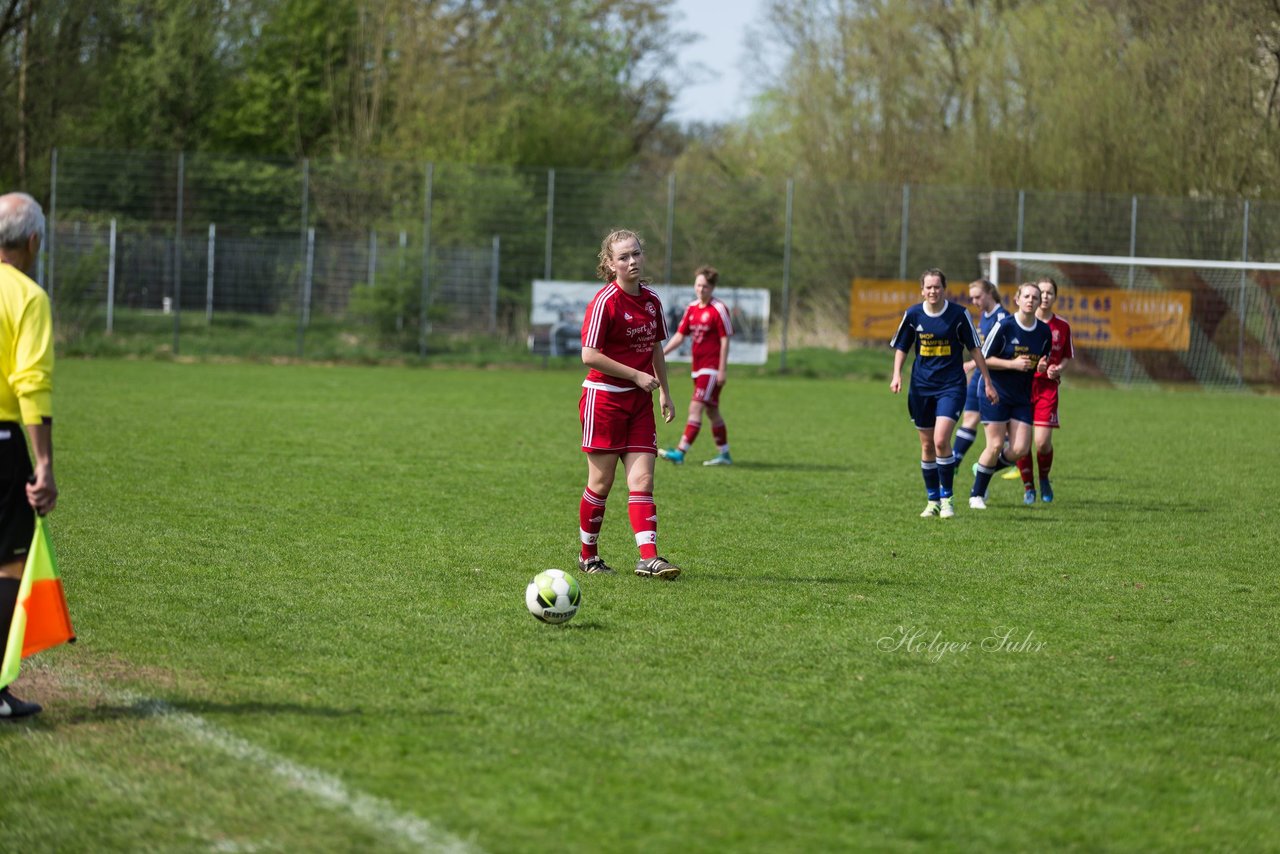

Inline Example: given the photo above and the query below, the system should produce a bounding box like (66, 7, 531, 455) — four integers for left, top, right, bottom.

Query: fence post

(780, 178, 794, 372)
(898, 184, 910, 280)
(46, 147, 56, 296)
(419, 162, 434, 357)
(1125, 194, 1138, 385)
(665, 172, 676, 285)
(297, 226, 314, 356)
(206, 223, 216, 324)
(300, 157, 310, 323)
(107, 218, 116, 334)
(368, 230, 377, 288)
(490, 235, 500, 336)
(1240, 200, 1250, 381)
(1016, 189, 1026, 283)
(544, 168, 555, 280)
(397, 230, 407, 332)
(173, 151, 184, 356)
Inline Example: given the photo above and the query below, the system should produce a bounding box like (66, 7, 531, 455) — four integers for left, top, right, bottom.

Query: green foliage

(207, 0, 360, 156)
(50, 245, 109, 341)
(346, 262, 450, 353)
(2, 360, 1277, 850)
(745, 0, 1280, 197)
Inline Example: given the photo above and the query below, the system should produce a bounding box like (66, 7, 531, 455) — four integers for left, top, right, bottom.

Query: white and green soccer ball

(525, 569, 581, 624)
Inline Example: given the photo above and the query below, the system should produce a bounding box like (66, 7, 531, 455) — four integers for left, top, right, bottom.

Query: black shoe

(577, 555, 616, 575)
(635, 556, 681, 580)
(0, 687, 42, 719)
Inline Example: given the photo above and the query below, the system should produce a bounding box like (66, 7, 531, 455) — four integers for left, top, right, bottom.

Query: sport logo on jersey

(624, 312, 634, 321)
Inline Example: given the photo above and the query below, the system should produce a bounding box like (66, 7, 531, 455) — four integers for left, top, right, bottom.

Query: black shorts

(0, 423, 34, 565)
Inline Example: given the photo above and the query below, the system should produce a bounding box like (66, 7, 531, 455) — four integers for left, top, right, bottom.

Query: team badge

(646, 303, 657, 316)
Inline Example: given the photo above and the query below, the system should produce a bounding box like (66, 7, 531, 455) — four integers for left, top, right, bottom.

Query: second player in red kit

(660, 265, 734, 466)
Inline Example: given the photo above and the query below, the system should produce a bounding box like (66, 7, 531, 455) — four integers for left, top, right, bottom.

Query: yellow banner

(849, 279, 1192, 351)
(1044, 289, 1192, 351)
(849, 279, 921, 341)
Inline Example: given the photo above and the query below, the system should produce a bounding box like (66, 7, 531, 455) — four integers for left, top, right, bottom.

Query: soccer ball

(525, 569, 581, 624)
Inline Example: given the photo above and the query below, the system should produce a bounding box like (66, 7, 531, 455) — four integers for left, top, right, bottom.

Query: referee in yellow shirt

(0, 192, 57, 720)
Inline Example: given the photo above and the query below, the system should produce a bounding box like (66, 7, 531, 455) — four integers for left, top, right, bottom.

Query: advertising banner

(849, 279, 1191, 351)
(531, 280, 770, 364)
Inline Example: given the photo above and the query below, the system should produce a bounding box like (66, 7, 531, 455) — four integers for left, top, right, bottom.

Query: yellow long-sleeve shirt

(0, 262, 53, 424)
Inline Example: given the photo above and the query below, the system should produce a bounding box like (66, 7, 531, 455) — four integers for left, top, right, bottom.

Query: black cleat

(635, 556, 681, 580)
(577, 555, 616, 575)
(0, 687, 42, 719)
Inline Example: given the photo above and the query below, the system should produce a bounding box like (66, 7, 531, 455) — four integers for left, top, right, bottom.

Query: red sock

(679, 420, 700, 451)
(579, 487, 607, 559)
(711, 419, 728, 450)
(1037, 450, 1054, 481)
(1017, 454, 1034, 488)
(628, 491, 658, 560)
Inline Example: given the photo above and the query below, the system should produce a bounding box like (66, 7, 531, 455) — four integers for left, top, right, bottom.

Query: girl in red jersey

(659, 265, 734, 466)
(576, 229, 681, 580)
(1015, 277, 1074, 503)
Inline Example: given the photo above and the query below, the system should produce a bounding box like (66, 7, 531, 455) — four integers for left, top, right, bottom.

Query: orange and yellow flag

(0, 516, 74, 686)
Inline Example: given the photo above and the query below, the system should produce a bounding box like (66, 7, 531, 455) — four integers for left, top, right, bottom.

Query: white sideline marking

(62, 675, 478, 853)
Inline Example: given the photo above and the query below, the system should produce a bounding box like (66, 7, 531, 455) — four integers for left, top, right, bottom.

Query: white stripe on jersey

(889, 309, 913, 349)
(961, 311, 980, 349)
(582, 283, 619, 349)
(712, 298, 733, 336)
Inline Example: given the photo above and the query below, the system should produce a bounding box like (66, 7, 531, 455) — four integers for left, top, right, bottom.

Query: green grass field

(2, 359, 1278, 852)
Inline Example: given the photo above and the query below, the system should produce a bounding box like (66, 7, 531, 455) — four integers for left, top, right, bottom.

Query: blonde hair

(969, 278, 999, 300)
(596, 229, 645, 282)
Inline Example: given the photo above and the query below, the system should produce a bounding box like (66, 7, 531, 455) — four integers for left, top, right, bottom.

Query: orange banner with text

(849, 279, 1191, 351)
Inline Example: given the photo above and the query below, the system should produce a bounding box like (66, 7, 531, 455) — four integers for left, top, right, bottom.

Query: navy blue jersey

(977, 306, 1009, 349)
(981, 314, 1053, 405)
(890, 301, 980, 393)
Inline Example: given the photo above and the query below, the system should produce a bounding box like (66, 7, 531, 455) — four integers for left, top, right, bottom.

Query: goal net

(980, 251, 1280, 389)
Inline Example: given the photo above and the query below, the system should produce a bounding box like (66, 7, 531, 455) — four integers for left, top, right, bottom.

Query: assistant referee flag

(0, 516, 74, 686)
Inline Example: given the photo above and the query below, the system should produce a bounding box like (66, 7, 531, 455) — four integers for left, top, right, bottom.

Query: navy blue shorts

(963, 373, 982, 413)
(979, 397, 1033, 425)
(908, 387, 965, 429)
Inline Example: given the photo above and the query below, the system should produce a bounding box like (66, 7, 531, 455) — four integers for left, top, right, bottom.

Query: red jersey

(581, 282, 668, 391)
(676, 297, 733, 374)
(1035, 314, 1073, 383)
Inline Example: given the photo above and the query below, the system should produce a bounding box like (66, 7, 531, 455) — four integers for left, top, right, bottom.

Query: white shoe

(969, 495, 987, 510)
(939, 497, 955, 518)
(920, 501, 940, 517)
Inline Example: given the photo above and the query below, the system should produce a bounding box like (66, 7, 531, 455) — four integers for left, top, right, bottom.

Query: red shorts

(692, 372, 724, 407)
(580, 386, 657, 454)
(1032, 376, 1061, 428)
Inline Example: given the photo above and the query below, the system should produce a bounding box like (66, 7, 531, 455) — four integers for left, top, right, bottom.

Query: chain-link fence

(42, 148, 1280, 386)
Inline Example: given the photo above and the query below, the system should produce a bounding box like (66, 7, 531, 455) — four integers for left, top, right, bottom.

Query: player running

(658, 265, 734, 466)
(1012, 277, 1074, 503)
(952, 279, 1008, 466)
(969, 282, 1054, 508)
(890, 268, 998, 519)
(576, 229, 681, 580)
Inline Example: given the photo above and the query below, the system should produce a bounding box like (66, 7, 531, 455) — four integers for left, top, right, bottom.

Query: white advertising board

(530, 280, 770, 365)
